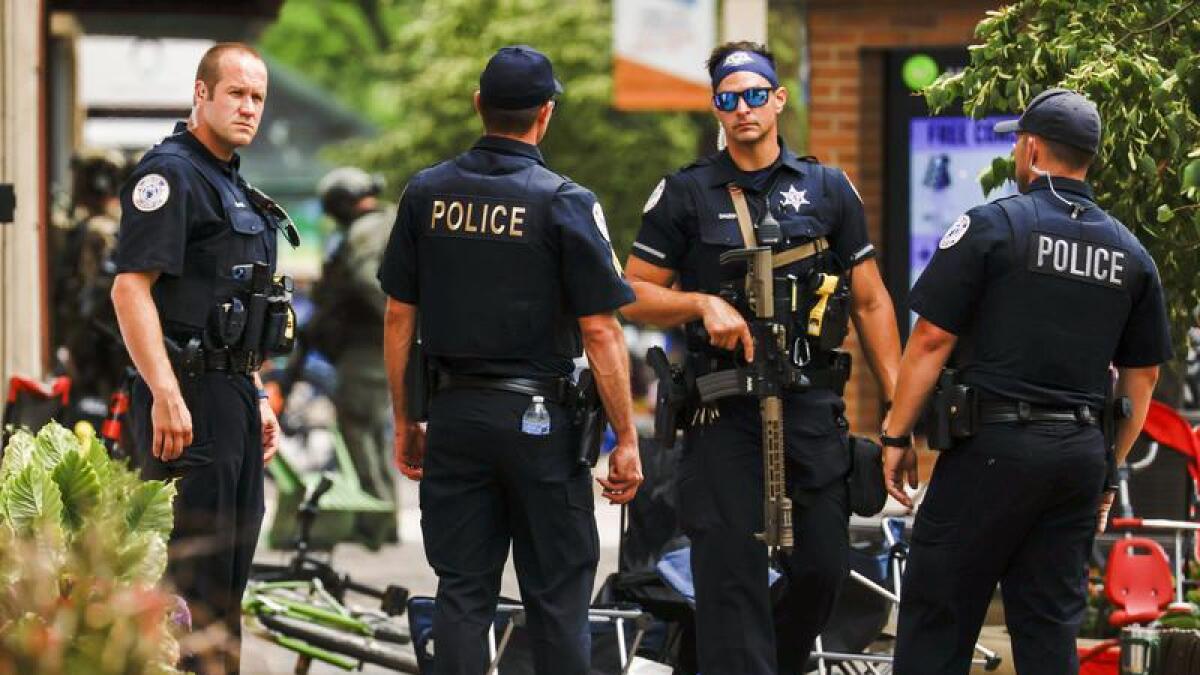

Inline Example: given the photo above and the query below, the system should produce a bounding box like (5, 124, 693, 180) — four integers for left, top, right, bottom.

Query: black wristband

(880, 433, 912, 448)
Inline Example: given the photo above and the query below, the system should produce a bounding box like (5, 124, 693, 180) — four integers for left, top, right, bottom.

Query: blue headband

(710, 50, 779, 90)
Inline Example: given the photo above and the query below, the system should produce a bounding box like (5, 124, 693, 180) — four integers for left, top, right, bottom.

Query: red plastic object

(1104, 537, 1175, 627)
(1077, 642, 1119, 675)
(6, 375, 70, 405)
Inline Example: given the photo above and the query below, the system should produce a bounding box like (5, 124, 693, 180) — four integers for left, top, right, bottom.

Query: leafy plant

(0, 422, 181, 674)
(924, 0, 1200, 353)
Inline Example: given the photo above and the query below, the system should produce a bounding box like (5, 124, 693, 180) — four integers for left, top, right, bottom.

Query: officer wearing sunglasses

(623, 41, 902, 674)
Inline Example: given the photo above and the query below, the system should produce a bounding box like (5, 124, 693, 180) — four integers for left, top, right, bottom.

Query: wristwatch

(880, 432, 912, 448)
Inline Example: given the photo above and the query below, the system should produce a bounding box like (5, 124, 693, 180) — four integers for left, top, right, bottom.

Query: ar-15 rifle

(693, 243, 809, 554)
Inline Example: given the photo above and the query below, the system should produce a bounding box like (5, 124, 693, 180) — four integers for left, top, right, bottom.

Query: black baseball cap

(479, 45, 563, 110)
(994, 88, 1101, 154)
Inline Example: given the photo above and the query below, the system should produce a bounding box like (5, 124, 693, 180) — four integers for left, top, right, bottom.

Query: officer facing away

(882, 89, 1172, 674)
(379, 45, 644, 675)
(311, 167, 399, 543)
(111, 43, 291, 673)
(623, 41, 902, 674)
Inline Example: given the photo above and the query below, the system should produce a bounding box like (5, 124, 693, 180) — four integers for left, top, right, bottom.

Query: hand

(151, 386, 192, 461)
(260, 398, 281, 463)
(698, 294, 754, 362)
(883, 445, 919, 509)
(597, 439, 643, 505)
(1095, 491, 1116, 534)
(394, 422, 426, 481)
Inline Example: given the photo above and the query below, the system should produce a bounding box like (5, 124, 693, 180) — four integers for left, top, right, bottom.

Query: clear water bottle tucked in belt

(521, 395, 551, 436)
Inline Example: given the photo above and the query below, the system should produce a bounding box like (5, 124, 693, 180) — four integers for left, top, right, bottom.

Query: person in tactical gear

(379, 45, 644, 675)
(312, 166, 398, 544)
(883, 89, 1172, 674)
(55, 149, 132, 400)
(622, 41, 903, 674)
(111, 42, 294, 674)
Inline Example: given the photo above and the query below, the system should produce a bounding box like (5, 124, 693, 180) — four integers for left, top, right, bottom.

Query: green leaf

(1157, 204, 1174, 223)
(1183, 159, 1200, 189)
(4, 463, 64, 538)
(51, 449, 100, 532)
(0, 430, 36, 480)
(124, 480, 176, 538)
(116, 530, 169, 584)
(1138, 154, 1157, 178)
(33, 421, 79, 470)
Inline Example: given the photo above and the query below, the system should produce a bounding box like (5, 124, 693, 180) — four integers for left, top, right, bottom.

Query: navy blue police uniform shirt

(910, 175, 1173, 408)
(630, 141, 874, 484)
(378, 135, 635, 379)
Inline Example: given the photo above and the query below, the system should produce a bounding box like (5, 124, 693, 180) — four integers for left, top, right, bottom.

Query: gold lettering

(431, 200, 446, 229)
(447, 201, 464, 231)
(490, 205, 507, 234)
(464, 202, 478, 232)
(510, 206, 525, 237)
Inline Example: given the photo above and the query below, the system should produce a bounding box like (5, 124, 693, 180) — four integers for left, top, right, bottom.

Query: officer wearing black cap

(883, 88, 1172, 674)
(380, 45, 643, 675)
(111, 42, 296, 673)
(623, 41, 902, 674)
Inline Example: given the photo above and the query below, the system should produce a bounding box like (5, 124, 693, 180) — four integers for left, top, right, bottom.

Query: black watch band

(880, 433, 912, 448)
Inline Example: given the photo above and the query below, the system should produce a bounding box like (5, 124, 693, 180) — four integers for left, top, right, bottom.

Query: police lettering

(1029, 232, 1127, 288)
(429, 196, 527, 241)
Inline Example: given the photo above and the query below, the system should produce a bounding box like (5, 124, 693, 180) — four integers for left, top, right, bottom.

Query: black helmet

(317, 167, 384, 223)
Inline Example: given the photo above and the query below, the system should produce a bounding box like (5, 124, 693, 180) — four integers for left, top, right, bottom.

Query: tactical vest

(412, 159, 581, 361)
(959, 194, 1145, 400)
(142, 138, 278, 336)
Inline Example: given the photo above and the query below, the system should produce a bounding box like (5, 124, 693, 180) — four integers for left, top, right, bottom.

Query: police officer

(882, 89, 1172, 674)
(379, 45, 644, 675)
(312, 167, 398, 544)
(623, 42, 902, 673)
(111, 42, 290, 674)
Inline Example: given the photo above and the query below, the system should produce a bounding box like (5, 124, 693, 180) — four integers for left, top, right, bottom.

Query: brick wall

(805, 0, 997, 432)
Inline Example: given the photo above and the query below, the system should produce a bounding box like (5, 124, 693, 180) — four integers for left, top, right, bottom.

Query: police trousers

(894, 422, 1106, 675)
(421, 388, 599, 675)
(679, 406, 850, 675)
(131, 372, 265, 675)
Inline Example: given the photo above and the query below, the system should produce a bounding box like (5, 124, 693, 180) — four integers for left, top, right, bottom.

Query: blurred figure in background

(54, 149, 132, 400)
(310, 167, 399, 543)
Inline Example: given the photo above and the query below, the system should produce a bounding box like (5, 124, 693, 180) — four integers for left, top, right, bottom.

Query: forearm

(883, 320, 957, 437)
(111, 273, 178, 396)
(623, 280, 708, 328)
(1114, 365, 1160, 464)
(383, 299, 417, 424)
(580, 314, 636, 443)
(852, 298, 902, 401)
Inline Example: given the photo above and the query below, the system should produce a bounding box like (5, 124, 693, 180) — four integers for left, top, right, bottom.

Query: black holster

(1102, 383, 1133, 491)
(922, 368, 978, 450)
(573, 369, 606, 468)
(405, 340, 432, 422)
(164, 335, 204, 381)
(646, 346, 690, 448)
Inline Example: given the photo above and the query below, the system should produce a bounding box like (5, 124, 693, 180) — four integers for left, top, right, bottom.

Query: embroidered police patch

(939, 214, 970, 249)
(132, 173, 170, 212)
(593, 201, 611, 242)
(643, 179, 665, 214)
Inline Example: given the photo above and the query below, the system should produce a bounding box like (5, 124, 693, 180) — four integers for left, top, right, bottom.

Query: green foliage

(925, 0, 1200, 353)
(0, 423, 181, 674)
(259, 0, 704, 255)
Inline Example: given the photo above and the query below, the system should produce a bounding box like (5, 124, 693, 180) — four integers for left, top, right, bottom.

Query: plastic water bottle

(521, 395, 551, 436)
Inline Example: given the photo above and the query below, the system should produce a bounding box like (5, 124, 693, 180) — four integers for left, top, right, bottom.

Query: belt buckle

(791, 337, 811, 367)
(1016, 401, 1032, 422)
(1076, 406, 1095, 425)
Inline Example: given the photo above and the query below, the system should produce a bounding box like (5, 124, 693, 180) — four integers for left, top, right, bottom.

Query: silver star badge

(779, 184, 810, 211)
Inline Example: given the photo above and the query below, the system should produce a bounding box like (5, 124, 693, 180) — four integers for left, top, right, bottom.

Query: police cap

(479, 45, 563, 110)
(994, 88, 1101, 155)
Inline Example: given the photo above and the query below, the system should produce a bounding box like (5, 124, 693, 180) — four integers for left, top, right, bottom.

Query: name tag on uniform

(1028, 232, 1128, 288)
(428, 194, 530, 243)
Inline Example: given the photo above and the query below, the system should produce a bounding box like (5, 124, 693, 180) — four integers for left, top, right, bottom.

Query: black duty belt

(978, 401, 1099, 425)
(436, 373, 574, 404)
(203, 348, 257, 374)
(693, 355, 845, 392)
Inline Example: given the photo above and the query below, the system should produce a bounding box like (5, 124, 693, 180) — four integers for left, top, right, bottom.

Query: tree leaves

(52, 450, 100, 533)
(925, 0, 1200, 356)
(5, 463, 64, 539)
(124, 481, 176, 540)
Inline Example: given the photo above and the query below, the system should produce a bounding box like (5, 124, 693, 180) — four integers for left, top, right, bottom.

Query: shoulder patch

(643, 179, 666, 213)
(132, 173, 170, 212)
(592, 201, 611, 242)
(939, 214, 970, 250)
